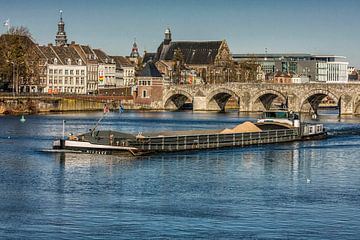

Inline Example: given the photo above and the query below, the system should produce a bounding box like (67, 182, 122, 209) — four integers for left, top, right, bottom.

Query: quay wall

(0, 95, 138, 114)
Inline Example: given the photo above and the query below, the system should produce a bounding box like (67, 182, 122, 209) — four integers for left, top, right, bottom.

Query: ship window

(264, 111, 288, 119)
(309, 126, 314, 134)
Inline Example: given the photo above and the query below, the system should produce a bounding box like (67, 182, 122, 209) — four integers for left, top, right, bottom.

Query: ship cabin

(257, 110, 300, 129)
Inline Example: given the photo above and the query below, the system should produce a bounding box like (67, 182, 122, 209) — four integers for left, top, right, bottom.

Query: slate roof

(80, 45, 93, 55)
(38, 45, 60, 64)
(93, 49, 112, 64)
(155, 41, 223, 65)
(37, 44, 85, 65)
(137, 61, 162, 77)
(111, 56, 134, 68)
(50, 45, 84, 65)
(142, 52, 156, 64)
(70, 44, 99, 63)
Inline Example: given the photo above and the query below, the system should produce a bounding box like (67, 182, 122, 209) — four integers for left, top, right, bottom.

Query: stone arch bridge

(159, 83, 360, 115)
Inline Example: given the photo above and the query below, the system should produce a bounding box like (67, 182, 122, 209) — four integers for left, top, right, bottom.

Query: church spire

(164, 27, 171, 45)
(55, 10, 68, 46)
(130, 38, 140, 58)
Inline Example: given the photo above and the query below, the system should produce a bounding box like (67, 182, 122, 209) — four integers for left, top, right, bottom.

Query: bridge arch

(163, 89, 193, 110)
(206, 88, 240, 111)
(251, 89, 287, 111)
(350, 94, 360, 115)
(299, 89, 339, 114)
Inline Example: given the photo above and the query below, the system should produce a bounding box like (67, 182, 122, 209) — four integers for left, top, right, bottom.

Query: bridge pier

(193, 96, 207, 111)
(162, 83, 360, 115)
(339, 95, 354, 115)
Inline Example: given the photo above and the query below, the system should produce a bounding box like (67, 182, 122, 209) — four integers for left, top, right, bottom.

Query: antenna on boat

(62, 120, 66, 139)
(91, 104, 110, 134)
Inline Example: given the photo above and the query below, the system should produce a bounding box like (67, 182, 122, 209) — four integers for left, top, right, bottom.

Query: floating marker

(20, 115, 26, 123)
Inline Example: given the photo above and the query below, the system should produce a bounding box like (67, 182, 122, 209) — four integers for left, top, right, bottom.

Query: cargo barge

(53, 111, 326, 156)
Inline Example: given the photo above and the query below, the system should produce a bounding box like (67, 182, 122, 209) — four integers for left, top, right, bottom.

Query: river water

(0, 111, 359, 239)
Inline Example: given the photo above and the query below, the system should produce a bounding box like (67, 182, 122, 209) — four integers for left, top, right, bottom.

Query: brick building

(134, 61, 164, 105)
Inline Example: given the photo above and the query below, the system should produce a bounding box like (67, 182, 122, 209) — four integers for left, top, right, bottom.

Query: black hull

(53, 128, 326, 156)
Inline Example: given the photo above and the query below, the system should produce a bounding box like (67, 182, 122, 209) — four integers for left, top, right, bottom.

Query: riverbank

(0, 95, 140, 114)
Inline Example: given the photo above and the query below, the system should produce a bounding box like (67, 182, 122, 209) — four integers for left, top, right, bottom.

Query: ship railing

(132, 128, 299, 151)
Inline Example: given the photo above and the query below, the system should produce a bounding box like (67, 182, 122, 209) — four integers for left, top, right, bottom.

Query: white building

(93, 49, 116, 88)
(112, 56, 135, 86)
(316, 62, 348, 83)
(39, 45, 87, 94)
(291, 74, 310, 84)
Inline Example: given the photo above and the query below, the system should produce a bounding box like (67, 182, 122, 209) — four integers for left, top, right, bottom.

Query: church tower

(164, 28, 171, 45)
(130, 39, 140, 58)
(55, 10, 68, 46)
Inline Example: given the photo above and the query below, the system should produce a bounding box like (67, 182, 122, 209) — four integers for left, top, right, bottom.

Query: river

(0, 111, 359, 239)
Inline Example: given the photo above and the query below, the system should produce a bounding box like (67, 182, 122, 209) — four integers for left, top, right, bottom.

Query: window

(49, 69, 53, 74)
(80, 77, 84, 85)
(59, 69, 63, 75)
(65, 77, 68, 84)
(65, 70, 69, 75)
(81, 70, 85, 75)
(54, 69, 58, 74)
(76, 70, 79, 75)
(70, 70, 74, 75)
(142, 90, 147, 98)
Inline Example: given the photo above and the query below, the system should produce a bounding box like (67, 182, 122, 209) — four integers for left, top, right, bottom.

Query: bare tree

(0, 26, 43, 93)
(172, 48, 185, 84)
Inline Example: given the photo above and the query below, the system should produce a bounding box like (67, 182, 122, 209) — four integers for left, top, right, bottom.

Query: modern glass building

(232, 53, 348, 83)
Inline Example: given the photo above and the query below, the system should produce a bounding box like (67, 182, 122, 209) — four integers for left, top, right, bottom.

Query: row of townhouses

(15, 12, 136, 94)
(36, 43, 135, 94)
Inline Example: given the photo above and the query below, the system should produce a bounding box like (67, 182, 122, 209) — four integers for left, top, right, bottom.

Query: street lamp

(6, 60, 15, 97)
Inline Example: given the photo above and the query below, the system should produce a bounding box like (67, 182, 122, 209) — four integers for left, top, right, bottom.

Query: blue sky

(1, 0, 360, 66)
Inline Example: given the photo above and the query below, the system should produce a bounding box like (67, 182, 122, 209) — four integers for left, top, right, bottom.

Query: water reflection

(2, 111, 360, 239)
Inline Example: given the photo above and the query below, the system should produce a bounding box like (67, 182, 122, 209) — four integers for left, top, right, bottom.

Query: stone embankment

(0, 95, 138, 114)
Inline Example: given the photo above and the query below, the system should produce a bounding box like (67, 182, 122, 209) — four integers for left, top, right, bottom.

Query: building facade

(93, 49, 116, 89)
(233, 53, 349, 83)
(134, 61, 164, 105)
(70, 43, 99, 94)
(39, 44, 87, 94)
(112, 56, 135, 87)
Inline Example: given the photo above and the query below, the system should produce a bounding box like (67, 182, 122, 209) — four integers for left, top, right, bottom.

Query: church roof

(142, 52, 156, 64)
(155, 40, 223, 65)
(137, 61, 162, 77)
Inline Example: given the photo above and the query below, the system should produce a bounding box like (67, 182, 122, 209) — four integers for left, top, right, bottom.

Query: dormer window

(105, 58, 108, 63)
(78, 59, 82, 65)
(54, 58, 58, 65)
(67, 58, 72, 65)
